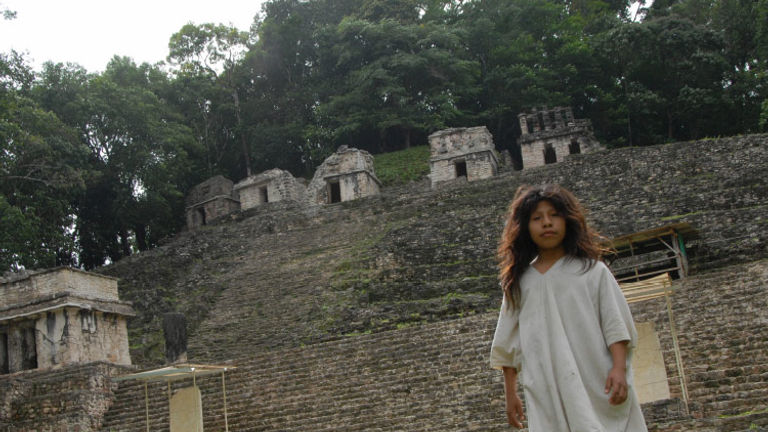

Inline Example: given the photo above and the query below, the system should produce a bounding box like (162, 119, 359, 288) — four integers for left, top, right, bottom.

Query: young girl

(490, 184, 648, 431)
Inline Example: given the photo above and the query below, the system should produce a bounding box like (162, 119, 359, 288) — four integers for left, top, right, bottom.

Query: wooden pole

(222, 371, 230, 432)
(664, 283, 689, 413)
(144, 382, 150, 432)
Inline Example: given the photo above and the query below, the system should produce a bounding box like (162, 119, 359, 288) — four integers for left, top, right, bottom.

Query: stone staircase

(101, 135, 768, 368)
(92, 135, 768, 431)
(102, 313, 504, 431)
(100, 259, 767, 431)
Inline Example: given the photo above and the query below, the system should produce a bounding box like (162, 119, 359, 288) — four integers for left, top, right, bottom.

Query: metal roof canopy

(113, 363, 234, 382)
(603, 223, 699, 415)
(113, 363, 236, 432)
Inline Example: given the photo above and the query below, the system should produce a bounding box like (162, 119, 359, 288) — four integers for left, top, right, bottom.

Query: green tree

(0, 52, 86, 271)
(318, 17, 478, 153)
(37, 57, 200, 268)
(168, 23, 253, 177)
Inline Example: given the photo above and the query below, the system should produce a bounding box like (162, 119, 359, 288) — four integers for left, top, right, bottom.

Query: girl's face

(527, 200, 566, 253)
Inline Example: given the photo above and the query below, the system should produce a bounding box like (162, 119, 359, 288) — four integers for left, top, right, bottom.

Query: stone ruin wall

(99, 259, 768, 431)
(1, 269, 133, 374)
(0, 362, 128, 432)
(0, 270, 135, 431)
(3, 311, 130, 375)
(39, 309, 131, 367)
(518, 106, 603, 169)
(187, 147, 381, 229)
(306, 146, 381, 205)
(185, 175, 240, 229)
(428, 126, 498, 187)
(324, 170, 381, 202)
(4, 134, 766, 431)
(0, 267, 119, 306)
(234, 168, 307, 210)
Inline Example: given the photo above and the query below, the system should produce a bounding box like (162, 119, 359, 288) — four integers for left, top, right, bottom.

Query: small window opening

(328, 181, 341, 204)
(260, 186, 269, 204)
(543, 144, 557, 164)
(537, 112, 545, 130)
(455, 160, 468, 178)
(569, 138, 581, 154)
(197, 207, 207, 225)
(0, 332, 8, 374)
(560, 109, 569, 125)
(548, 111, 557, 127)
(21, 326, 37, 370)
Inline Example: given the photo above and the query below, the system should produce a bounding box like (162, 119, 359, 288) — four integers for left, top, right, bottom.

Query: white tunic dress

(490, 257, 648, 432)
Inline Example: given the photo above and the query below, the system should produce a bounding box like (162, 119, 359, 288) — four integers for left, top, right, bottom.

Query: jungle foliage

(1, 0, 767, 271)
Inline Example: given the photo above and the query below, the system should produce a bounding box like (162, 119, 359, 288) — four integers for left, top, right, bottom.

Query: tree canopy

(1, 0, 766, 271)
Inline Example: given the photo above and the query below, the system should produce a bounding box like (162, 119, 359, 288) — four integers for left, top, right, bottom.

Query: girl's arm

(605, 340, 629, 405)
(502, 366, 525, 428)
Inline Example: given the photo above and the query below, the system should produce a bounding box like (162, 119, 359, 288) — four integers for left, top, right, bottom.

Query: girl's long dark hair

(497, 184, 608, 309)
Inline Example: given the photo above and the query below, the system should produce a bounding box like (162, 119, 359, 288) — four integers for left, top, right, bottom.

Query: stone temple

(428, 126, 499, 188)
(0, 268, 134, 374)
(185, 175, 240, 229)
(234, 168, 307, 211)
(306, 146, 382, 205)
(517, 106, 603, 169)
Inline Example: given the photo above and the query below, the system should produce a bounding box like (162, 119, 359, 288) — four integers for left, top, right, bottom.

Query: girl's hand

(604, 366, 628, 405)
(505, 392, 525, 428)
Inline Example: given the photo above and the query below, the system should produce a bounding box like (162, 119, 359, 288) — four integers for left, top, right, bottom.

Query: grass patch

(718, 407, 768, 418)
(373, 145, 431, 186)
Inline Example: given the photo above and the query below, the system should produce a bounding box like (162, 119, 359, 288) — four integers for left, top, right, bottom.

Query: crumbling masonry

(517, 106, 603, 169)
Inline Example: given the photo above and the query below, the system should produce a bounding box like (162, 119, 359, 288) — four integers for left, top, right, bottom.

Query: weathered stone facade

(0, 362, 128, 432)
(9, 134, 767, 431)
(101, 258, 768, 431)
(0, 268, 134, 375)
(306, 146, 382, 204)
(234, 168, 307, 210)
(428, 126, 498, 188)
(185, 175, 240, 229)
(517, 106, 603, 169)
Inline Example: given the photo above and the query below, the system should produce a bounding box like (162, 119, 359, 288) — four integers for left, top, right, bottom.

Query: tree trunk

(378, 128, 386, 153)
(232, 89, 251, 177)
(119, 229, 131, 258)
(623, 79, 633, 147)
(667, 108, 674, 141)
(404, 128, 411, 149)
(134, 224, 147, 251)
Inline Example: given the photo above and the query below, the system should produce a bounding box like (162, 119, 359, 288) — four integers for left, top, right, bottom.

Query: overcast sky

(0, 0, 265, 73)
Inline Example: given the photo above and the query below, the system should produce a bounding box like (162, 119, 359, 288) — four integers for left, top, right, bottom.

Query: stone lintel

(323, 170, 383, 187)
(0, 267, 118, 285)
(518, 122, 593, 145)
(233, 168, 293, 191)
(427, 126, 488, 140)
(184, 195, 240, 211)
(429, 149, 498, 164)
(0, 293, 136, 322)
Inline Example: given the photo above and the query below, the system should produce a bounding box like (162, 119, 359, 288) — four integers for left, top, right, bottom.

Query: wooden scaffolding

(604, 223, 699, 411)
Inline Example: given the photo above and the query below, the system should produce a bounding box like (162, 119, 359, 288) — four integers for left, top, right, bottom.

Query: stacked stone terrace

(4, 135, 765, 431)
(100, 260, 768, 431)
(0, 361, 130, 431)
(92, 134, 768, 431)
